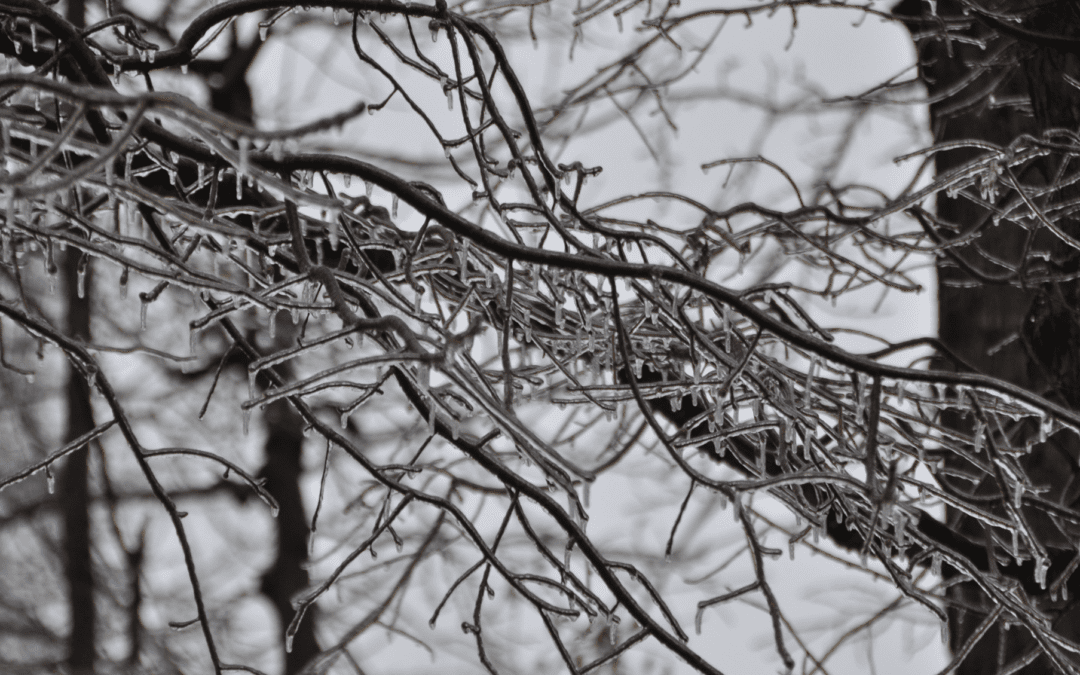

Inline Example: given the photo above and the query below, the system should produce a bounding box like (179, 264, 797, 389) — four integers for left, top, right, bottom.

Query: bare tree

(4, 0, 1080, 673)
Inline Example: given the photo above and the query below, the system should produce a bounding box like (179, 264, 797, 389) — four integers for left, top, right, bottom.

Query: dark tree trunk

(58, 4, 94, 672)
(60, 248, 95, 673)
(896, 0, 1080, 671)
(259, 395, 320, 672)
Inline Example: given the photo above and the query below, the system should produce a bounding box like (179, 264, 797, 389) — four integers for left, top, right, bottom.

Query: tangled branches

(3, 0, 1080, 674)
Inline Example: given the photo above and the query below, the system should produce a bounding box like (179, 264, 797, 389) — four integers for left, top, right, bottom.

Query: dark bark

(895, 0, 1080, 671)
(60, 247, 95, 673)
(58, 4, 93, 672)
(258, 394, 319, 672)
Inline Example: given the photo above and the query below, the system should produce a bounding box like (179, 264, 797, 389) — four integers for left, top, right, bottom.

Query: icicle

(235, 170, 243, 200)
(930, 552, 941, 577)
(248, 367, 258, 403)
(447, 89, 454, 111)
(343, 173, 351, 188)
(392, 194, 398, 219)
(804, 355, 817, 408)
(328, 216, 339, 249)
(365, 180, 373, 198)
(238, 136, 250, 176)
(333, 8, 343, 25)
(459, 239, 469, 279)
(77, 262, 87, 299)
(1035, 555, 1049, 588)
(855, 373, 867, 420)
(242, 408, 251, 436)
(431, 25, 439, 43)
(259, 24, 269, 41)
(140, 297, 149, 331)
(723, 305, 732, 351)
(1039, 413, 1051, 443)
(181, 63, 189, 74)
(45, 465, 54, 493)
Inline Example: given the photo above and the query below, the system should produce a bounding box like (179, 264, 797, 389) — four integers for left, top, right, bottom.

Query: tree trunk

(60, 247, 95, 673)
(897, 0, 1080, 671)
(259, 394, 320, 672)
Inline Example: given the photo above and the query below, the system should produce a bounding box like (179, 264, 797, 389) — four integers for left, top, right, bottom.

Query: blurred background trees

(3, 0, 1080, 674)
